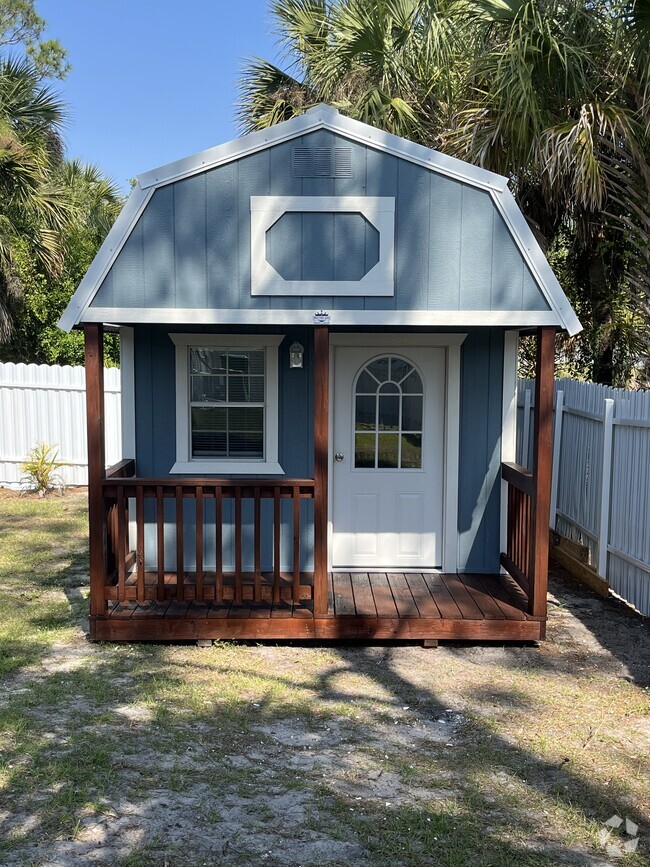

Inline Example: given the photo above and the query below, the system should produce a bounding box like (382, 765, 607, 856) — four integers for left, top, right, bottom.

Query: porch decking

(91, 571, 544, 641)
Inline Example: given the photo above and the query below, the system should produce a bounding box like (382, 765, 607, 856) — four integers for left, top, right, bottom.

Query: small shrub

(20, 443, 70, 497)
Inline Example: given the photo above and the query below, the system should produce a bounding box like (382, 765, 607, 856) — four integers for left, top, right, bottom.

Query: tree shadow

(0, 628, 646, 865)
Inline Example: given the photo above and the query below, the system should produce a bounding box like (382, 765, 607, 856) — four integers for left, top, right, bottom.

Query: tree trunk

(588, 254, 614, 386)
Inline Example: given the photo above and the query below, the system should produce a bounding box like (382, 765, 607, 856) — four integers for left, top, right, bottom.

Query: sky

(38, 0, 280, 192)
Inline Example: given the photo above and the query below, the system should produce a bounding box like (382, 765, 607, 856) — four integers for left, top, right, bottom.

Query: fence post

(597, 398, 614, 579)
(522, 388, 532, 469)
(550, 390, 564, 531)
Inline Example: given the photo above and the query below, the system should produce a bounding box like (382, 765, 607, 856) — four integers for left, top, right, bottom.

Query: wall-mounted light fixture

(289, 341, 304, 369)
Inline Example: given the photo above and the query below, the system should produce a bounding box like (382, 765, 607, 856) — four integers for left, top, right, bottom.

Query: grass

(0, 490, 648, 865)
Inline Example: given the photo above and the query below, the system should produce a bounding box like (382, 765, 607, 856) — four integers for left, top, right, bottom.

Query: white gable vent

(292, 147, 353, 178)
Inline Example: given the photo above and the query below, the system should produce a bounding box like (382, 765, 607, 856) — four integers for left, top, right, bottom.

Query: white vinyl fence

(0, 362, 121, 487)
(518, 378, 650, 616)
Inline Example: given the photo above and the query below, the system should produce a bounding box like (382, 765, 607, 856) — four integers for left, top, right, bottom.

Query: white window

(170, 334, 284, 475)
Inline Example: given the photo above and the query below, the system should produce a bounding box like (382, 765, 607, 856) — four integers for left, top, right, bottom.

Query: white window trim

(169, 333, 285, 475)
(250, 195, 395, 297)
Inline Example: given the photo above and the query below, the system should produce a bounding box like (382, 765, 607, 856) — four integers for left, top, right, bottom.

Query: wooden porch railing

(102, 462, 315, 607)
(501, 461, 533, 596)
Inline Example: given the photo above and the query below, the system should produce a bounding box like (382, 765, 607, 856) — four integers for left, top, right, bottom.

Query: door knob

(334, 452, 344, 462)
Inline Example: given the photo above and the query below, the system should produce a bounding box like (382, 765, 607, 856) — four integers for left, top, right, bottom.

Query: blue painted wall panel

(133, 325, 502, 573)
(206, 161, 239, 310)
(237, 150, 272, 310)
(394, 158, 428, 311)
(94, 219, 143, 307)
(142, 185, 175, 308)
(459, 186, 494, 310)
(174, 173, 207, 308)
(267, 212, 378, 281)
(91, 130, 550, 314)
(428, 175, 463, 309)
(457, 329, 503, 572)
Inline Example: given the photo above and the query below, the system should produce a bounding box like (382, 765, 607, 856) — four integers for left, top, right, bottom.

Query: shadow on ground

(0, 553, 647, 865)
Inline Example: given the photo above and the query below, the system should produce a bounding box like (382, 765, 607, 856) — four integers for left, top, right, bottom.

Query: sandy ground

(0, 551, 648, 866)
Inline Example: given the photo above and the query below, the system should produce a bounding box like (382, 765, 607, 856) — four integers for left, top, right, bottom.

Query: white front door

(331, 346, 446, 569)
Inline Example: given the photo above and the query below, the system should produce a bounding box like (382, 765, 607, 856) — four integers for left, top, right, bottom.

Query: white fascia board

(57, 183, 153, 332)
(81, 307, 564, 328)
(493, 187, 582, 336)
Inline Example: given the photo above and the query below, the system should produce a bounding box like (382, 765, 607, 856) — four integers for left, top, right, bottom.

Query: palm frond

(237, 57, 314, 133)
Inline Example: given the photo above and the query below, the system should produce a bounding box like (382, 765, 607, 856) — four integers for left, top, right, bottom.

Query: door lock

(334, 453, 344, 462)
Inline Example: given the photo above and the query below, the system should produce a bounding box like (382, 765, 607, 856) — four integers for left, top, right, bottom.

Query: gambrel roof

(59, 105, 581, 335)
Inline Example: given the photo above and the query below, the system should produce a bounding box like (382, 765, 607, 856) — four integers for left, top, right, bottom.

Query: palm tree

(237, 0, 470, 143)
(239, 0, 650, 384)
(60, 159, 123, 245)
(0, 57, 69, 340)
(444, 0, 650, 383)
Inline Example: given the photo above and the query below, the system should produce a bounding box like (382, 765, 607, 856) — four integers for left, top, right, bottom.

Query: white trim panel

(169, 333, 285, 476)
(500, 330, 519, 560)
(119, 327, 136, 458)
(251, 195, 395, 297)
(82, 307, 563, 328)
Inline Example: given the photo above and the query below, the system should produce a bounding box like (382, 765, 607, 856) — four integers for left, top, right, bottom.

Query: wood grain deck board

(270, 600, 293, 618)
(206, 599, 233, 619)
(93, 573, 539, 640)
(405, 574, 442, 618)
(249, 602, 272, 619)
(458, 574, 506, 620)
(368, 573, 399, 617)
(386, 573, 420, 618)
(472, 574, 527, 621)
(422, 575, 463, 619)
(91, 616, 544, 642)
(332, 573, 356, 616)
(439, 573, 484, 619)
(351, 573, 377, 617)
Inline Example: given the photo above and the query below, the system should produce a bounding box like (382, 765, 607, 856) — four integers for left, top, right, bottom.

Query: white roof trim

(80, 307, 562, 329)
(136, 104, 508, 193)
(58, 103, 581, 336)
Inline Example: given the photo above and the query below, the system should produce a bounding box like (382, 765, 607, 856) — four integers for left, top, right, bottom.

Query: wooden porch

(93, 571, 543, 641)
(84, 324, 555, 644)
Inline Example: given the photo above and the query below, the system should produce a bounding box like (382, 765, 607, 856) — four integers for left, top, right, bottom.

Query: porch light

(289, 341, 304, 369)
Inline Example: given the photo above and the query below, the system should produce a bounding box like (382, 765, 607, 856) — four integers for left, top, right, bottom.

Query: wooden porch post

(84, 323, 107, 617)
(313, 326, 329, 616)
(530, 326, 555, 618)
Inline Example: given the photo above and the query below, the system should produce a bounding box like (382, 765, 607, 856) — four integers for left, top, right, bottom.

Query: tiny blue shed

(60, 105, 581, 642)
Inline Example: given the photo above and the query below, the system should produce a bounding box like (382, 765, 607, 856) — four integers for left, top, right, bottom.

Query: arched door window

(354, 355, 424, 469)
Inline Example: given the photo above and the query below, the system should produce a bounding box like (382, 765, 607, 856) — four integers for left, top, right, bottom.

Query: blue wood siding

(457, 330, 503, 572)
(266, 212, 379, 281)
(132, 326, 502, 573)
(91, 130, 549, 313)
